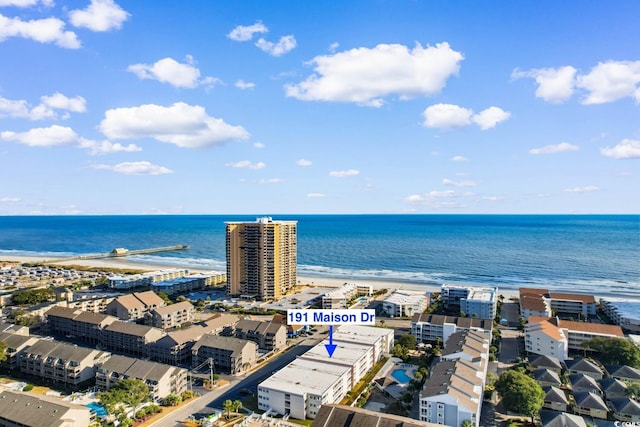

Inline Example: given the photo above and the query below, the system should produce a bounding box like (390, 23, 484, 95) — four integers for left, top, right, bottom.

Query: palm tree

(379, 319, 385, 328)
(223, 399, 234, 419)
(233, 399, 243, 416)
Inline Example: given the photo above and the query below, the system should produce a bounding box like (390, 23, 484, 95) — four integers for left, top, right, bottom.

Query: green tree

(0, 340, 7, 363)
(391, 344, 409, 361)
(233, 399, 243, 415)
(162, 393, 182, 406)
(581, 337, 640, 368)
(517, 317, 526, 330)
(494, 370, 544, 423)
(223, 399, 234, 419)
(625, 381, 640, 400)
(12, 288, 55, 305)
(99, 378, 150, 419)
(398, 334, 417, 350)
(461, 420, 474, 427)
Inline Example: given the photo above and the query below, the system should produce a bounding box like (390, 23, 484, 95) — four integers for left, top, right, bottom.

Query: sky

(0, 0, 639, 215)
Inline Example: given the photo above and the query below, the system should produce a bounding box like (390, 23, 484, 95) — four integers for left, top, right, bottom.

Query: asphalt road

(149, 336, 323, 427)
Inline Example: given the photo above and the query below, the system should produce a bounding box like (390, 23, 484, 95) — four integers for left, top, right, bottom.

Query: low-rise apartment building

(149, 272, 226, 296)
(524, 316, 624, 361)
(600, 298, 640, 333)
(257, 325, 393, 420)
(17, 339, 110, 388)
(96, 354, 187, 401)
(106, 291, 165, 321)
(419, 329, 490, 427)
(150, 314, 240, 365)
(381, 290, 430, 318)
(441, 285, 497, 320)
(0, 332, 39, 370)
(148, 301, 195, 329)
(234, 319, 286, 351)
(191, 335, 258, 374)
(46, 306, 118, 345)
(411, 313, 492, 344)
(519, 288, 597, 321)
(321, 284, 372, 309)
(0, 390, 92, 427)
(107, 268, 190, 290)
(101, 321, 165, 357)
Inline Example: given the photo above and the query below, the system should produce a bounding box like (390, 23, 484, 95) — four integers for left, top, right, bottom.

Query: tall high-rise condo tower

(225, 217, 297, 301)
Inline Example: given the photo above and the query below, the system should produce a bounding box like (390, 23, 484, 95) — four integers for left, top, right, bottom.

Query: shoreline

(0, 255, 568, 302)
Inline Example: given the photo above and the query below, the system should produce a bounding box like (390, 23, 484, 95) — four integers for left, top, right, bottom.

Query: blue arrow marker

(325, 325, 337, 357)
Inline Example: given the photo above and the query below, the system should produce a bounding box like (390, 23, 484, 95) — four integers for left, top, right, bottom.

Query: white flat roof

(259, 358, 350, 396)
(465, 288, 496, 302)
(302, 339, 373, 365)
(333, 324, 394, 344)
(383, 290, 429, 305)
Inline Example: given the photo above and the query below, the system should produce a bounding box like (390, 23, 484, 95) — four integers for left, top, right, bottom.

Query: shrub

(22, 384, 34, 392)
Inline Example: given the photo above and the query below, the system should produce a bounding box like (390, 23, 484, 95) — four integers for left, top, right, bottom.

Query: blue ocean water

(0, 214, 638, 298)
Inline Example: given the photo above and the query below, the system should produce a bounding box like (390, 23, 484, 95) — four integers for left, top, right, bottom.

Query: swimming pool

(391, 369, 412, 384)
(86, 402, 108, 417)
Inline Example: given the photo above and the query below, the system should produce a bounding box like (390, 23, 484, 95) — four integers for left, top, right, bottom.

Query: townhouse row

(0, 330, 187, 401)
(419, 329, 491, 427)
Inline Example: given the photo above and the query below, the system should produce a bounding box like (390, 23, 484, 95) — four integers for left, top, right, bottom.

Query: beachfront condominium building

(226, 217, 297, 301)
(441, 284, 497, 320)
(524, 316, 624, 362)
(381, 289, 430, 318)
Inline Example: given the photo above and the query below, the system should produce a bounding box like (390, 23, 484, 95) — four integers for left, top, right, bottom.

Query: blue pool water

(86, 402, 108, 417)
(391, 369, 411, 384)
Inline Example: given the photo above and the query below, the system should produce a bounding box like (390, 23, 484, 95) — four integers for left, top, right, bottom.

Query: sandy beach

(0, 254, 522, 300)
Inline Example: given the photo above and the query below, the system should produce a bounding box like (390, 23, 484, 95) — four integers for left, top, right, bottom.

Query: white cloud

(0, 92, 86, 120)
(0, 0, 52, 7)
(329, 42, 339, 52)
(1, 124, 141, 154)
(0, 14, 80, 48)
(451, 156, 468, 162)
(227, 21, 268, 41)
(100, 102, 249, 148)
(128, 57, 220, 89)
(442, 178, 477, 187)
(1, 125, 81, 147)
(529, 142, 579, 155)
(472, 106, 511, 130)
(422, 103, 472, 128)
(253, 142, 265, 149)
(286, 42, 463, 107)
(296, 159, 312, 166)
(79, 140, 142, 155)
(307, 192, 325, 198)
(515, 61, 640, 105)
(0, 197, 20, 203)
(256, 35, 296, 56)
(404, 190, 466, 208)
(423, 103, 510, 130)
(259, 178, 282, 184)
(235, 80, 256, 90)
(329, 169, 359, 178)
(600, 138, 640, 159)
(91, 161, 172, 175)
(564, 186, 600, 193)
(512, 66, 577, 103)
(69, 0, 129, 32)
(225, 160, 266, 170)
(40, 92, 86, 113)
(482, 196, 506, 201)
(578, 61, 640, 104)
